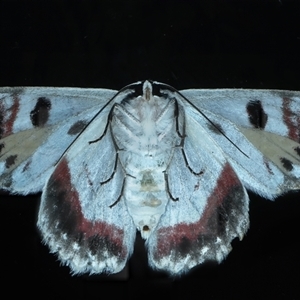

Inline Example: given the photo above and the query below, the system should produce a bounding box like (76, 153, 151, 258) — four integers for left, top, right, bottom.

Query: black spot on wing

(0, 143, 4, 154)
(246, 100, 268, 129)
(280, 157, 293, 171)
(67, 120, 88, 135)
(294, 146, 300, 157)
(5, 154, 17, 168)
(207, 122, 224, 135)
(0, 173, 12, 188)
(30, 97, 51, 127)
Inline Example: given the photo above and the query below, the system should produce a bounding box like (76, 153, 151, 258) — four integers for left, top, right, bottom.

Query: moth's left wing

(147, 99, 250, 274)
(180, 88, 300, 198)
(0, 87, 117, 194)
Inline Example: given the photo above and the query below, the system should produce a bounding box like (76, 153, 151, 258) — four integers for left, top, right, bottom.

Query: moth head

(142, 80, 153, 101)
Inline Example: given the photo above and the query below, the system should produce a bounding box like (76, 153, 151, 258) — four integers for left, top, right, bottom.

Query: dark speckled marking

(67, 120, 88, 135)
(294, 147, 300, 157)
(0, 143, 4, 154)
(5, 154, 17, 168)
(207, 122, 224, 135)
(30, 97, 51, 127)
(0, 173, 12, 188)
(246, 100, 268, 129)
(22, 160, 32, 173)
(280, 157, 293, 171)
(282, 97, 300, 142)
(0, 95, 20, 138)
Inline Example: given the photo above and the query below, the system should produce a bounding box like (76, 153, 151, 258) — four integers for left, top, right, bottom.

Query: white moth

(0, 80, 299, 275)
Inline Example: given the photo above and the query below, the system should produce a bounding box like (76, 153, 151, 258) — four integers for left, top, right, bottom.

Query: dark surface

(0, 1, 299, 298)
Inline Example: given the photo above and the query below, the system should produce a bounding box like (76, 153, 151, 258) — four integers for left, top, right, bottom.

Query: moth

(0, 80, 299, 275)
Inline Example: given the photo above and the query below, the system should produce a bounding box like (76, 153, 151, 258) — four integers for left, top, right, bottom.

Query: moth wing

(147, 107, 250, 274)
(0, 87, 117, 194)
(37, 97, 136, 275)
(180, 89, 300, 198)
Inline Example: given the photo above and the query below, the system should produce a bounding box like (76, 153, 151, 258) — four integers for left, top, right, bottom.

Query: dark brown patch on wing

(207, 122, 224, 135)
(30, 97, 52, 127)
(0, 143, 4, 154)
(0, 95, 20, 138)
(282, 97, 300, 142)
(294, 146, 300, 157)
(67, 120, 88, 135)
(246, 100, 268, 129)
(280, 157, 293, 171)
(5, 154, 17, 168)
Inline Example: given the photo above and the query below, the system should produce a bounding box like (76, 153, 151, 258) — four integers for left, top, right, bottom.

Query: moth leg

(179, 137, 204, 176)
(100, 150, 120, 184)
(174, 99, 204, 176)
(163, 172, 178, 201)
(109, 177, 126, 208)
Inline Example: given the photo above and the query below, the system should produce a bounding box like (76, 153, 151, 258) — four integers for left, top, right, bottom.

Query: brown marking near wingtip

(246, 100, 268, 129)
(0, 95, 20, 138)
(30, 97, 51, 127)
(280, 157, 293, 171)
(5, 154, 17, 168)
(282, 97, 300, 142)
(67, 120, 87, 135)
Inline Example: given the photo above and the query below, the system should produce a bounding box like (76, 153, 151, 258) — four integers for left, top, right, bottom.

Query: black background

(0, 0, 299, 298)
